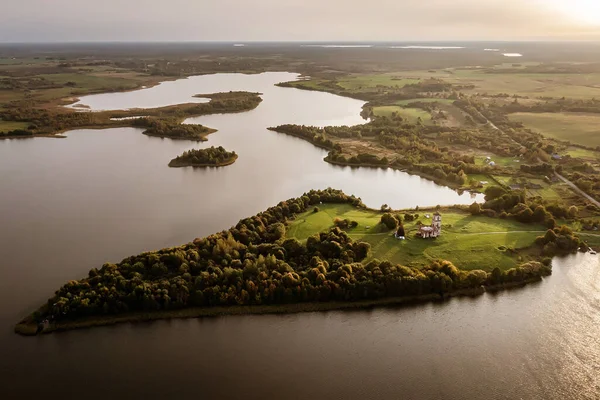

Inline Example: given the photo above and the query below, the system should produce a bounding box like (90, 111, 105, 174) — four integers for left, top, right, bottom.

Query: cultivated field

(508, 112, 600, 147)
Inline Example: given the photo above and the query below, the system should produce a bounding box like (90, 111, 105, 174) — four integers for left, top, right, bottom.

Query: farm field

(508, 112, 600, 147)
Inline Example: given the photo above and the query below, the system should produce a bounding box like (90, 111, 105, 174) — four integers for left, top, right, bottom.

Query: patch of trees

(26, 189, 554, 325)
(380, 213, 399, 229)
(334, 218, 358, 229)
(487, 262, 551, 286)
(0, 129, 33, 137)
(168, 146, 238, 168)
(268, 125, 337, 150)
(535, 226, 585, 256)
(520, 163, 554, 175)
(502, 98, 600, 115)
(133, 118, 213, 141)
(479, 184, 586, 228)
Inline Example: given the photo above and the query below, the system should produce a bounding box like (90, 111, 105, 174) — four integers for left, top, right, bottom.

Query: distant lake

(2, 72, 596, 399)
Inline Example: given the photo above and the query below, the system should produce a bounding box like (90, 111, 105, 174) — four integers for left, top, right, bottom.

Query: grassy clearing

(394, 98, 454, 105)
(475, 155, 521, 169)
(467, 174, 493, 188)
(336, 74, 419, 90)
(508, 112, 600, 147)
(0, 120, 29, 132)
(491, 175, 567, 201)
(38, 73, 143, 90)
(565, 147, 600, 160)
(287, 203, 546, 271)
(372, 105, 432, 123)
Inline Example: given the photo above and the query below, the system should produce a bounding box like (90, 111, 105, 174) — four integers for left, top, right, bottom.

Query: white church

(418, 212, 442, 239)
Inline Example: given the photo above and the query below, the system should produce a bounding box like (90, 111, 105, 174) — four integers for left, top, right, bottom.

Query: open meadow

(286, 203, 547, 271)
(508, 112, 600, 147)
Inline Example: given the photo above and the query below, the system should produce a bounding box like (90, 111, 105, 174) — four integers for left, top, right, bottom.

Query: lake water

(0, 72, 597, 399)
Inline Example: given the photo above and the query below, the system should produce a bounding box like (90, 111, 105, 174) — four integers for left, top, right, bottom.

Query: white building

(418, 212, 442, 239)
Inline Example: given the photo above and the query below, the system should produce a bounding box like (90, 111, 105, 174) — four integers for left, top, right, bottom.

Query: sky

(1, 0, 599, 42)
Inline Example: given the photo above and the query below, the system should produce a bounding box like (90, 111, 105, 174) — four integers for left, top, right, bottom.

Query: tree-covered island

(134, 118, 216, 141)
(168, 146, 238, 167)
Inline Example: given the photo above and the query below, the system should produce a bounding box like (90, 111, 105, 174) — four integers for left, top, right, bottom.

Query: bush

(313, 207, 319, 213)
(469, 202, 481, 215)
(380, 213, 398, 230)
(567, 206, 579, 219)
(482, 209, 497, 218)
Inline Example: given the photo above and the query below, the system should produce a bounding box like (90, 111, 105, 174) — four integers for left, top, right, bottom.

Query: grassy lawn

(372, 105, 432, 123)
(508, 112, 600, 147)
(0, 120, 29, 132)
(287, 204, 546, 271)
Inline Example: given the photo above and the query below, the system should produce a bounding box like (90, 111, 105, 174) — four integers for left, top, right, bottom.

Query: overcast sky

(1, 0, 599, 42)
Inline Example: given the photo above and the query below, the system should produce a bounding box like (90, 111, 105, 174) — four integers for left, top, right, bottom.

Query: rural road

(554, 172, 600, 208)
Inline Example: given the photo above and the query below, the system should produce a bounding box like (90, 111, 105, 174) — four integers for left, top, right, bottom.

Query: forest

(17, 189, 564, 335)
(168, 146, 238, 167)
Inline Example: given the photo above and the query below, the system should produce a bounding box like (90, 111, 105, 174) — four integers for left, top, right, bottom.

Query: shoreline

(14, 277, 543, 336)
(267, 126, 480, 194)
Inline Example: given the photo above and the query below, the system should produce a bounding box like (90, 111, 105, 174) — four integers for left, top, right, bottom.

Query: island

(15, 187, 586, 336)
(168, 146, 238, 167)
(133, 118, 216, 141)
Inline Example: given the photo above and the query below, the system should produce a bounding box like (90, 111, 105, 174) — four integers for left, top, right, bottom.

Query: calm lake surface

(0, 72, 598, 399)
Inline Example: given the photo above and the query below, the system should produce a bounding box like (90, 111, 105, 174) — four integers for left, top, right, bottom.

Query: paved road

(554, 172, 600, 208)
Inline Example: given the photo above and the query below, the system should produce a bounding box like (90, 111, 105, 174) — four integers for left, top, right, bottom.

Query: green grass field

(565, 146, 600, 160)
(508, 112, 600, 147)
(372, 105, 432, 123)
(287, 204, 546, 271)
(336, 75, 419, 90)
(394, 98, 454, 105)
(0, 120, 29, 132)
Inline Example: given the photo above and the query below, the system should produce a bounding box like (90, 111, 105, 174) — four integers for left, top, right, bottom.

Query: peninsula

(16, 187, 586, 336)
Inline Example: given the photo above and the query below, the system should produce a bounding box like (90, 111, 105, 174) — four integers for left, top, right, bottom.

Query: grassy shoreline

(14, 278, 543, 336)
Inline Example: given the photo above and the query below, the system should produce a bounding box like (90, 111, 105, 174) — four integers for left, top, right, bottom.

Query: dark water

(0, 72, 597, 399)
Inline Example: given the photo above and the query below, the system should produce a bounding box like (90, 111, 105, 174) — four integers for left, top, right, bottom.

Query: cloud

(0, 0, 597, 42)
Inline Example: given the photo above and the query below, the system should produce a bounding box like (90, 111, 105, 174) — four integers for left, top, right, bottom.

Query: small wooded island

(15, 188, 587, 335)
(133, 118, 216, 141)
(168, 146, 238, 168)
